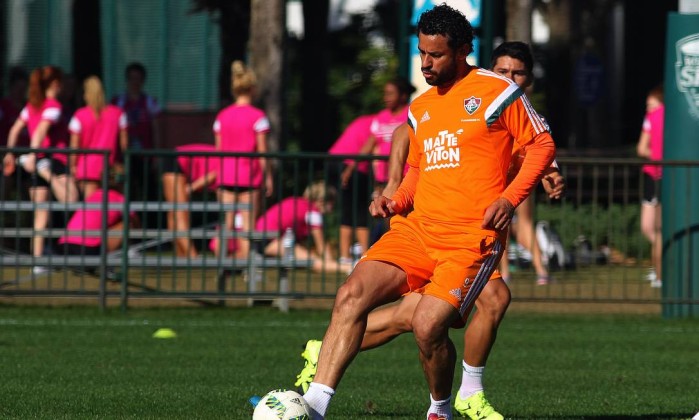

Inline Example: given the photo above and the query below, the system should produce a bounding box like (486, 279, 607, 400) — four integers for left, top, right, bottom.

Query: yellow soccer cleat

(454, 391, 504, 420)
(293, 339, 322, 394)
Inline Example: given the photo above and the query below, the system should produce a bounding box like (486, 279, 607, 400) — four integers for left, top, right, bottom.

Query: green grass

(1, 305, 697, 419)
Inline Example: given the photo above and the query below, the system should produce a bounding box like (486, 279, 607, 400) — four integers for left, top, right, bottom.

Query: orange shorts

(363, 215, 504, 321)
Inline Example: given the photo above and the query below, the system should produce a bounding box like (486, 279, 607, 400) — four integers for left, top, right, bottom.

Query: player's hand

(3, 153, 16, 176)
(340, 165, 354, 188)
(542, 168, 565, 199)
(481, 197, 515, 231)
(369, 195, 398, 218)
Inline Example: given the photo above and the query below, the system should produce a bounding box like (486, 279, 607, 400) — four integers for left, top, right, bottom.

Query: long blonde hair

(83, 76, 106, 116)
(231, 60, 257, 98)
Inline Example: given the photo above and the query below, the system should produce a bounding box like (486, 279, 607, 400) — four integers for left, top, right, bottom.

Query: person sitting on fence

(69, 76, 128, 199)
(211, 182, 352, 274)
(2, 65, 79, 274)
(161, 143, 219, 258)
(57, 188, 138, 260)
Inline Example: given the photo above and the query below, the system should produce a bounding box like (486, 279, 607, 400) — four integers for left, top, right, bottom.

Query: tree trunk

(249, 0, 284, 153)
(300, 0, 330, 152)
(506, 0, 532, 43)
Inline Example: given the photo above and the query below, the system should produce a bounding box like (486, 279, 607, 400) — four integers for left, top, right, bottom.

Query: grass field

(1, 304, 697, 419)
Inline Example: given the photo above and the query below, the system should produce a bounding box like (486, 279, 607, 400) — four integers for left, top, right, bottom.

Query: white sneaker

(32, 266, 48, 275)
(645, 268, 657, 282)
(650, 278, 662, 288)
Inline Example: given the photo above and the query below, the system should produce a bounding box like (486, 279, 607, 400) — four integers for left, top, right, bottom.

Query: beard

(422, 60, 458, 87)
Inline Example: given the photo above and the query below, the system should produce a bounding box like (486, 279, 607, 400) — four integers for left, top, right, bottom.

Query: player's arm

(188, 170, 218, 195)
(636, 127, 651, 158)
(69, 132, 80, 174)
(341, 135, 376, 187)
(380, 122, 410, 198)
(502, 132, 555, 207)
(3, 118, 27, 176)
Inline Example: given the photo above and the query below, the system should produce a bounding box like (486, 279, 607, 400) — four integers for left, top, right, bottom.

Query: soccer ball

(252, 389, 311, 420)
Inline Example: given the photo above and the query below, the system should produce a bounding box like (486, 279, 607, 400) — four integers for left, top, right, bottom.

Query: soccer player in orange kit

(298, 5, 555, 420)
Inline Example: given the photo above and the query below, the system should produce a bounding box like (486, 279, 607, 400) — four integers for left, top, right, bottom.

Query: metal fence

(0, 147, 694, 310)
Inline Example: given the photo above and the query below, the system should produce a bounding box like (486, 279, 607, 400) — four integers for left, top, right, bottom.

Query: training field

(1, 305, 697, 419)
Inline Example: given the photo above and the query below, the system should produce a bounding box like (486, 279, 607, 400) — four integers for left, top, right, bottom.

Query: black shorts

(642, 173, 660, 205)
(219, 185, 256, 193)
(160, 156, 182, 174)
(21, 158, 69, 189)
(57, 243, 101, 256)
(339, 168, 371, 228)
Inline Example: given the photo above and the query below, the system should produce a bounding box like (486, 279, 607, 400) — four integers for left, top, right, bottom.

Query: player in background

(295, 5, 555, 419)
(69, 76, 128, 199)
(211, 60, 273, 259)
(340, 78, 415, 243)
(327, 114, 374, 264)
(162, 144, 220, 258)
(57, 188, 138, 277)
(3, 66, 79, 273)
(636, 84, 664, 288)
(210, 182, 353, 274)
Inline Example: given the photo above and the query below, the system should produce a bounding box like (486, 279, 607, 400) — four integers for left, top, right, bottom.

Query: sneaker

(536, 275, 549, 286)
(294, 339, 322, 394)
(428, 414, 449, 420)
(645, 268, 657, 282)
(454, 391, 503, 420)
(650, 278, 662, 288)
(32, 266, 48, 275)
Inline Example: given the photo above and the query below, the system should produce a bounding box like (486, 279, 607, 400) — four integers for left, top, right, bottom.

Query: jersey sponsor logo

(423, 129, 462, 172)
(420, 110, 431, 123)
(464, 96, 482, 115)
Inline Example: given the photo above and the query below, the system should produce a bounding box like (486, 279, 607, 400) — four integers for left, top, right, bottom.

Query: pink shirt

(370, 106, 409, 182)
(328, 114, 374, 173)
(214, 104, 270, 187)
(59, 189, 127, 247)
(20, 98, 69, 163)
(207, 197, 322, 253)
(641, 105, 664, 180)
(175, 144, 220, 191)
(255, 197, 322, 242)
(69, 105, 127, 181)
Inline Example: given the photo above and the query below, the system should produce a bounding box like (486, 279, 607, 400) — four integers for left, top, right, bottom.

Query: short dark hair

(416, 3, 474, 53)
(490, 42, 534, 73)
(125, 62, 146, 80)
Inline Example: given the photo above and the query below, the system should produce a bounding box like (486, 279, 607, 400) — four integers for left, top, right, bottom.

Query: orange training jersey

(394, 67, 554, 233)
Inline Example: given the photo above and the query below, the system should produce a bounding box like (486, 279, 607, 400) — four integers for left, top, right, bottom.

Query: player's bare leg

(412, 294, 458, 400)
(312, 260, 408, 387)
(361, 292, 421, 350)
(463, 278, 510, 367)
(304, 260, 408, 417)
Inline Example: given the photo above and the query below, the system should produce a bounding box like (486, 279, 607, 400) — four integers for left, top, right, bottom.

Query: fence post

(99, 151, 110, 311)
(662, 11, 699, 317)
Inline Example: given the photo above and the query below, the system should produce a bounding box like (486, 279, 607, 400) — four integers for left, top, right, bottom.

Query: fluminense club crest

(464, 96, 481, 115)
(675, 33, 699, 120)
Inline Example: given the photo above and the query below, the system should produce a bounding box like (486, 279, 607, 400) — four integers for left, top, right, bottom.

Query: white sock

(427, 394, 452, 420)
(303, 382, 335, 419)
(458, 361, 484, 399)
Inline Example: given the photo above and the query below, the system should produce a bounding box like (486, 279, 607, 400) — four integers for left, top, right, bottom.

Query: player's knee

(333, 279, 368, 317)
(477, 281, 511, 322)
